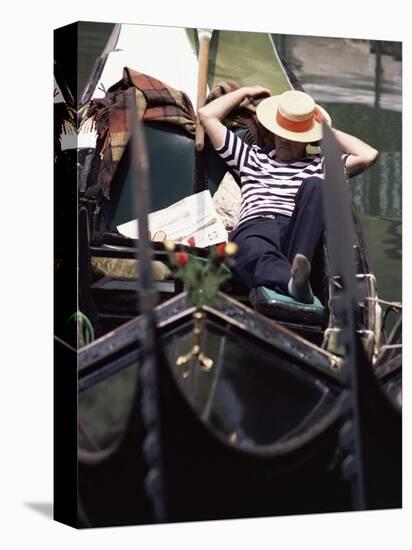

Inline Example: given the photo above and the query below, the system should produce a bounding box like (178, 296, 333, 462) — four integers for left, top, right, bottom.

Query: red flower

(175, 251, 189, 267)
(216, 243, 226, 257)
(187, 236, 196, 247)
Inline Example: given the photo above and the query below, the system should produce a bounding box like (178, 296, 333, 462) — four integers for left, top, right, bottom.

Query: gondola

(74, 24, 382, 352)
(53, 23, 402, 528)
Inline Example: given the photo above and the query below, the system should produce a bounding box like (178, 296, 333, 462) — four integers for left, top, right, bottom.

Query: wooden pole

(195, 29, 213, 151)
(129, 95, 166, 522)
(374, 40, 382, 110)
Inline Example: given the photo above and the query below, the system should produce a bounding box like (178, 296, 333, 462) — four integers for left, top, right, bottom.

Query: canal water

(76, 24, 402, 314)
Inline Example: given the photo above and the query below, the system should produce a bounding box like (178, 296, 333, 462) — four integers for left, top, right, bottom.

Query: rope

(364, 297, 402, 309)
(379, 344, 402, 350)
(64, 310, 95, 345)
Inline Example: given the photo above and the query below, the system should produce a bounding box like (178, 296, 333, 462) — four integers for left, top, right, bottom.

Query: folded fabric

(212, 171, 241, 230)
(87, 68, 196, 199)
(91, 257, 172, 281)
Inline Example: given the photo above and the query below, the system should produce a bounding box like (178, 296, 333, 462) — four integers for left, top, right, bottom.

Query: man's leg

(230, 218, 291, 294)
(280, 176, 324, 264)
(278, 177, 324, 303)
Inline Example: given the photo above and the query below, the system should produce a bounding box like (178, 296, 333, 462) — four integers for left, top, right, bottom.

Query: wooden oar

(195, 29, 213, 151)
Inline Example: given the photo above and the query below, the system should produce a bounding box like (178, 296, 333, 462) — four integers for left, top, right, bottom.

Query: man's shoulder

(248, 144, 271, 159)
(302, 154, 323, 166)
(305, 152, 323, 160)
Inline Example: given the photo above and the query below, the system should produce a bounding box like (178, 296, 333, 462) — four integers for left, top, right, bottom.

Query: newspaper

(117, 190, 228, 248)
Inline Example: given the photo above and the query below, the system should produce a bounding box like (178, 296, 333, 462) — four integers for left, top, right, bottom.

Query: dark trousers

(229, 177, 324, 295)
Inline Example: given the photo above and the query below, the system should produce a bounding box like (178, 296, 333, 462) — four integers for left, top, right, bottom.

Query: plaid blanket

(87, 68, 262, 199)
(87, 68, 196, 199)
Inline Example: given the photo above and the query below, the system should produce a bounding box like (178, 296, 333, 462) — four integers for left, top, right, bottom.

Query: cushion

(250, 286, 326, 325)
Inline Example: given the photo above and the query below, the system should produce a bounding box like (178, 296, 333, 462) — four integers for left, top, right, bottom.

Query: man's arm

(198, 85, 271, 149)
(332, 129, 379, 177)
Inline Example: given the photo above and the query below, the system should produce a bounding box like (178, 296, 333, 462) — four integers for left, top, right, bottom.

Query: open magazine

(117, 190, 228, 248)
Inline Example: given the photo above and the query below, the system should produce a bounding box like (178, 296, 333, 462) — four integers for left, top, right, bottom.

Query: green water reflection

(324, 102, 402, 304)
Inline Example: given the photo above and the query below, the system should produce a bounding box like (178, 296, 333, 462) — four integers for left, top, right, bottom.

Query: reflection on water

(275, 35, 401, 112)
(276, 34, 402, 303)
(75, 25, 402, 305)
(353, 151, 402, 218)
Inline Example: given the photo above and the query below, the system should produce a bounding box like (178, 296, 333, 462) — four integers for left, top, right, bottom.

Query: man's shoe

(288, 254, 314, 304)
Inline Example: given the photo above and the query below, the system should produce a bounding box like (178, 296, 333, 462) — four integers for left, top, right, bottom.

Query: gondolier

(199, 86, 378, 303)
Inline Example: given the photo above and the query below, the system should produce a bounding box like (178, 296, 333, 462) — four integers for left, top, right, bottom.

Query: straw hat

(256, 90, 331, 143)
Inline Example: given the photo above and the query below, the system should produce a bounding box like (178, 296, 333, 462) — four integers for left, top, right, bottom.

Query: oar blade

(321, 123, 357, 290)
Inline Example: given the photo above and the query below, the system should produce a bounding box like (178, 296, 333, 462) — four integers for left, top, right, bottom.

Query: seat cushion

(250, 286, 326, 325)
(91, 257, 172, 281)
(213, 171, 241, 230)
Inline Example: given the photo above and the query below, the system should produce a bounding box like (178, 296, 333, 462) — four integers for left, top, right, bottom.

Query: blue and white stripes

(215, 129, 343, 229)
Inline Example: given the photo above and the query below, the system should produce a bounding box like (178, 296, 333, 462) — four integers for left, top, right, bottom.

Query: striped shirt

(215, 128, 347, 229)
